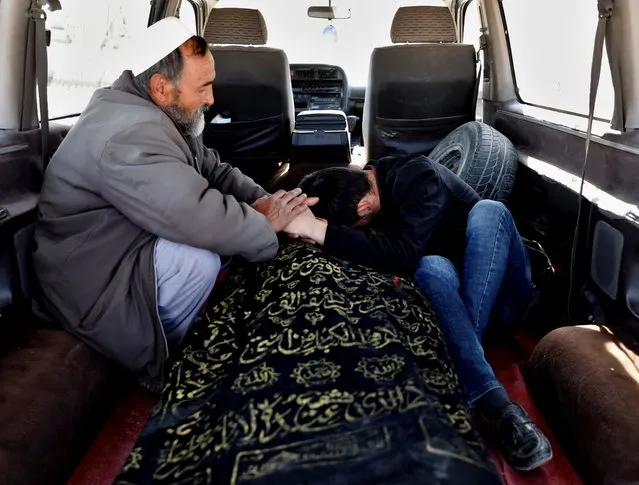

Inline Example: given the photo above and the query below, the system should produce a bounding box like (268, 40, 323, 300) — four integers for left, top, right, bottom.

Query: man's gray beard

(166, 104, 207, 138)
(188, 113, 206, 138)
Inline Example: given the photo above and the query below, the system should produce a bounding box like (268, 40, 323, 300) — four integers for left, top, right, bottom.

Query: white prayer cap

(124, 17, 196, 76)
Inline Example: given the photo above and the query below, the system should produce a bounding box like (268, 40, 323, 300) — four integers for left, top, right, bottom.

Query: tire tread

(428, 121, 518, 202)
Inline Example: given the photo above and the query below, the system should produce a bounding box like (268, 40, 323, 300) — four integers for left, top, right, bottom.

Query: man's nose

(204, 89, 214, 106)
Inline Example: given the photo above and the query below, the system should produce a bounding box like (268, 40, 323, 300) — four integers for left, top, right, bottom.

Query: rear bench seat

(0, 327, 122, 485)
(0, 218, 124, 485)
(526, 325, 639, 484)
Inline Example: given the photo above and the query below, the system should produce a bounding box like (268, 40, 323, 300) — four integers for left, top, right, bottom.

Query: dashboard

(290, 64, 348, 115)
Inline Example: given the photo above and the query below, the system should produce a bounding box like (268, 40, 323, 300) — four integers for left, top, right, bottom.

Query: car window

(214, 0, 447, 87)
(45, 0, 151, 119)
(462, 0, 482, 119)
(502, 0, 615, 120)
(462, 0, 481, 50)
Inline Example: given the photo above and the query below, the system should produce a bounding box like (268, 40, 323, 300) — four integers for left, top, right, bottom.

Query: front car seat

(363, 6, 478, 161)
(203, 8, 295, 186)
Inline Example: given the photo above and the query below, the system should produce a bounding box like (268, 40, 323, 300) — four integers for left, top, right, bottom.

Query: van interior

(1, 0, 638, 484)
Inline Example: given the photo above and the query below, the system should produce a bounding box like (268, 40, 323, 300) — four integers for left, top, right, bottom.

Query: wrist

(310, 219, 328, 245)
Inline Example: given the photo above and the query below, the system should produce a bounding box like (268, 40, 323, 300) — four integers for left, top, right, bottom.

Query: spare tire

(428, 121, 518, 202)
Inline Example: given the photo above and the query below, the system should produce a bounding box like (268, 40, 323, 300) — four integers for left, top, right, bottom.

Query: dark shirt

(324, 154, 480, 276)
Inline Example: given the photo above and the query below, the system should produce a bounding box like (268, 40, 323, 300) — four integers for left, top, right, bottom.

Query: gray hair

(132, 35, 209, 95)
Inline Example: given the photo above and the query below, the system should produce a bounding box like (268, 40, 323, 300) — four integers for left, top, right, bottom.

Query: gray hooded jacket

(33, 71, 278, 390)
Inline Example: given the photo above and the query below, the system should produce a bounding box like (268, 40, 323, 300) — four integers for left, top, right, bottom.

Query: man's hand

(285, 210, 328, 246)
(251, 189, 318, 233)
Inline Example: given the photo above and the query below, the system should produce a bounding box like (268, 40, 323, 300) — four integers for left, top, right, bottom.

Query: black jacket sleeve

(323, 161, 448, 276)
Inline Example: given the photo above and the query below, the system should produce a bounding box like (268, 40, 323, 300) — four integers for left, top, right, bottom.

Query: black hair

(133, 35, 208, 94)
(298, 167, 372, 226)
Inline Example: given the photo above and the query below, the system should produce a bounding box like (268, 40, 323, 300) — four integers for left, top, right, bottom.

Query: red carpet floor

(484, 334, 583, 485)
(67, 391, 157, 485)
(67, 332, 583, 485)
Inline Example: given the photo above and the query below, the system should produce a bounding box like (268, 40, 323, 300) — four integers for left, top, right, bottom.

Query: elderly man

(33, 18, 312, 390)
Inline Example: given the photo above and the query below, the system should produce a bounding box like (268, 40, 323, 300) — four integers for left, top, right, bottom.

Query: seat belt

(567, 0, 614, 321)
(472, 32, 488, 121)
(28, 0, 50, 168)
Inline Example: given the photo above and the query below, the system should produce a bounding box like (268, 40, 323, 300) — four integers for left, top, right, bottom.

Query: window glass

(45, 0, 151, 119)
(214, 0, 448, 86)
(462, 0, 481, 50)
(502, 0, 614, 120)
(462, 0, 482, 119)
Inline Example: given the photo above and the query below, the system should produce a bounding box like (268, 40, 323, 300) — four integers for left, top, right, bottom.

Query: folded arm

(99, 122, 278, 262)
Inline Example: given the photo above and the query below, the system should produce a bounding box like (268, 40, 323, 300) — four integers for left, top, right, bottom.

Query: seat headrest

(390, 6, 457, 44)
(204, 7, 268, 45)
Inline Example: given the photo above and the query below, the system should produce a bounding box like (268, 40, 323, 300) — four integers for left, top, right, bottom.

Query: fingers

(263, 188, 318, 233)
(291, 202, 309, 218)
(284, 195, 309, 217)
(265, 189, 316, 209)
(280, 188, 303, 205)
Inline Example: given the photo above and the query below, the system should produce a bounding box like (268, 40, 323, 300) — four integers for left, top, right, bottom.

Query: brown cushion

(527, 325, 639, 485)
(0, 330, 122, 485)
(204, 7, 268, 45)
(390, 6, 457, 44)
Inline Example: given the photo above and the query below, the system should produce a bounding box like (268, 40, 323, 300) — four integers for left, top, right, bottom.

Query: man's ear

(149, 73, 174, 107)
(357, 199, 372, 217)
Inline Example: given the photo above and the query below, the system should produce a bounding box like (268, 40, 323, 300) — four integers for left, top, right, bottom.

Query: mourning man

(33, 18, 313, 389)
(291, 154, 553, 471)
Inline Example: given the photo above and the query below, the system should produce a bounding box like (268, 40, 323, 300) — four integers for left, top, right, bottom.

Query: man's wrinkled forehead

(180, 47, 216, 89)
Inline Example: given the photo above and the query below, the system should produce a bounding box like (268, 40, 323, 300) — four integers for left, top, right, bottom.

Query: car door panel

(487, 102, 639, 339)
(0, 122, 72, 313)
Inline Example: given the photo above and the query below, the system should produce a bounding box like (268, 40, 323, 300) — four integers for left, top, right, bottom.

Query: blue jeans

(414, 200, 536, 404)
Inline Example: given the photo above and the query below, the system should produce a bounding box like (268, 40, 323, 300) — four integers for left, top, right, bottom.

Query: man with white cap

(33, 17, 312, 390)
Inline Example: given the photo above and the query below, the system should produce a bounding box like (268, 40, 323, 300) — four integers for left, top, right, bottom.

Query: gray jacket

(33, 71, 278, 390)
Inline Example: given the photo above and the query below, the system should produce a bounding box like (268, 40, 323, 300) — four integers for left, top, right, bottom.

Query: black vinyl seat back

(204, 47, 293, 183)
(0, 220, 49, 326)
(203, 8, 294, 186)
(0, 218, 50, 325)
(363, 6, 477, 161)
(0, 132, 43, 321)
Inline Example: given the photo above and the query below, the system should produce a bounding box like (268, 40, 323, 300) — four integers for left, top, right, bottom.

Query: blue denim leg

(461, 200, 537, 338)
(414, 255, 504, 404)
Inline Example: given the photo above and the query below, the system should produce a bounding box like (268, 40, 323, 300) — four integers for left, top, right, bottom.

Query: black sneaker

(491, 403, 553, 471)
